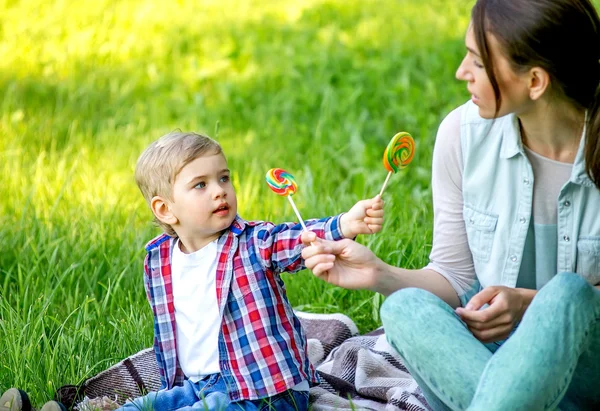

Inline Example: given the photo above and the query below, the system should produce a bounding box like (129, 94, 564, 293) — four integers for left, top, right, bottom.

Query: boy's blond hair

(135, 131, 223, 236)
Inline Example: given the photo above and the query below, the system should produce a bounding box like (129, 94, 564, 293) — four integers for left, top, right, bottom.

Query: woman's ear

(151, 196, 178, 225)
(528, 67, 550, 101)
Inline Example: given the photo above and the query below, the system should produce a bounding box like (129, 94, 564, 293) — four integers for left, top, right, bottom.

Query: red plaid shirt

(143, 214, 344, 400)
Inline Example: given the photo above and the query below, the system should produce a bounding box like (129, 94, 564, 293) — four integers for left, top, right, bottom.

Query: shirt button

(510, 255, 518, 262)
(564, 201, 571, 207)
(523, 178, 530, 185)
(519, 217, 527, 224)
(563, 235, 570, 242)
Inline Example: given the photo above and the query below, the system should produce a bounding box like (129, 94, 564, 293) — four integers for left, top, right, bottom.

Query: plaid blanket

(58, 312, 430, 411)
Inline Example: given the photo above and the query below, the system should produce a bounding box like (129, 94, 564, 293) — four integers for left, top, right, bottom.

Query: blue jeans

(116, 374, 309, 411)
(380, 272, 600, 411)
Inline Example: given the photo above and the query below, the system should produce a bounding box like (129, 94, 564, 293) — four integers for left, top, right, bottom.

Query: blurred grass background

(0, 0, 482, 403)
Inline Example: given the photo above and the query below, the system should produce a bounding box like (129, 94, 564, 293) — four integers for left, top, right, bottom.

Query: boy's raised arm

(254, 195, 384, 273)
(253, 215, 343, 273)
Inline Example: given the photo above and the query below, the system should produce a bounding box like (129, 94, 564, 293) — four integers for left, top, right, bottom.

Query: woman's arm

(300, 233, 461, 307)
(426, 105, 479, 302)
(370, 104, 477, 305)
(374, 263, 462, 306)
(301, 105, 475, 307)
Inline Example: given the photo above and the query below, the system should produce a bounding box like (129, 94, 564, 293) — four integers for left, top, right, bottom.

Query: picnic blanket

(57, 312, 430, 411)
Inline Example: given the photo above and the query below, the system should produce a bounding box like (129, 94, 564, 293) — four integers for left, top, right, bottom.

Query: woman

(301, 0, 600, 409)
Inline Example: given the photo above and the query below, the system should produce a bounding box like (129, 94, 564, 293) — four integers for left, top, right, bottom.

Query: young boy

(117, 131, 384, 410)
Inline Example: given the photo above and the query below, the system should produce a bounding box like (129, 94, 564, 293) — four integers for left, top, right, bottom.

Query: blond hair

(135, 131, 223, 236)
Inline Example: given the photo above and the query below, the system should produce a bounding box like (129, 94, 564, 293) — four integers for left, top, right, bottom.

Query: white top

(523, 146, 572, 225)
(171, 239, 221, 382)
(426, 106, 571, 292)
(519, 146, 572, 289)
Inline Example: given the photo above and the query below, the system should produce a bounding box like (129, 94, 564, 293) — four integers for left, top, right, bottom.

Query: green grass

(1, 0, 484, 404)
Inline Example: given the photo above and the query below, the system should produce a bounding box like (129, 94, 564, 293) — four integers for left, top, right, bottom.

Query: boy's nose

(213, 186, 227, 199)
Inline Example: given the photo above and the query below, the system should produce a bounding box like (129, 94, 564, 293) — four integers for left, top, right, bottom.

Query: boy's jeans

(381, 272, 600, 411)
(116, 374, 309, 411)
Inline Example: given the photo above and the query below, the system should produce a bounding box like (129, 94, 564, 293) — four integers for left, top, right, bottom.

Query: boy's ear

(151, 196, 178, 226)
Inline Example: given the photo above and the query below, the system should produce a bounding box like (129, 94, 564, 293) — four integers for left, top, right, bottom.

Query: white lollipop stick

(287, 195, 315, 246)
(287, 196, 308, 231)
(379, 171, 392, 196)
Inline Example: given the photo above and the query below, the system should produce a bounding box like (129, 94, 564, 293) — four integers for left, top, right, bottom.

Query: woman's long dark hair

(471, 0, 600, 188)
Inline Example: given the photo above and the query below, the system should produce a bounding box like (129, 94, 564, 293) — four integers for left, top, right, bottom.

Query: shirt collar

(570, 119, 594, 187)
(229, 214, 247, 236)
(145, 214, 248, 251)
(499, 113, 523, 159)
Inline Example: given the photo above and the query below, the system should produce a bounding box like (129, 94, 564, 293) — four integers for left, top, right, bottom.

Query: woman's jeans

(116, 373, 309, 411)
(381, 272, 600, 411)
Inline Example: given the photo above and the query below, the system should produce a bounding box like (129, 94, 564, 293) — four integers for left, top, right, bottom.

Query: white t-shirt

(171, 239, 221, 382)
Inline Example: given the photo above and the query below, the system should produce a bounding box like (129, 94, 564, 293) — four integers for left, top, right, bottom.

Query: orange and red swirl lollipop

(383, 132, 415, 173)
(380, 132, 415, 196)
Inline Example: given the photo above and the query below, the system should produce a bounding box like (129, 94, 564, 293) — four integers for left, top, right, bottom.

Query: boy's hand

(339, 195, 384, 238)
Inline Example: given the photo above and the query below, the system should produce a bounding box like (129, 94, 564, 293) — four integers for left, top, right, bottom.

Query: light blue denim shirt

(460, 101, 600, 300)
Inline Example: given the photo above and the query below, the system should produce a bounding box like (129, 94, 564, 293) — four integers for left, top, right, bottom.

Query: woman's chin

(477, 106, 496, 119)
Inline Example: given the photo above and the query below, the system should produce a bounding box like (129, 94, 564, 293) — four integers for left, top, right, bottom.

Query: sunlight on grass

(0, 0, 490, 403)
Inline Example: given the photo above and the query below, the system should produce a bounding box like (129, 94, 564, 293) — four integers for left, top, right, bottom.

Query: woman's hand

(455, 286, 535, 343)
(300, 231, 380, 290)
